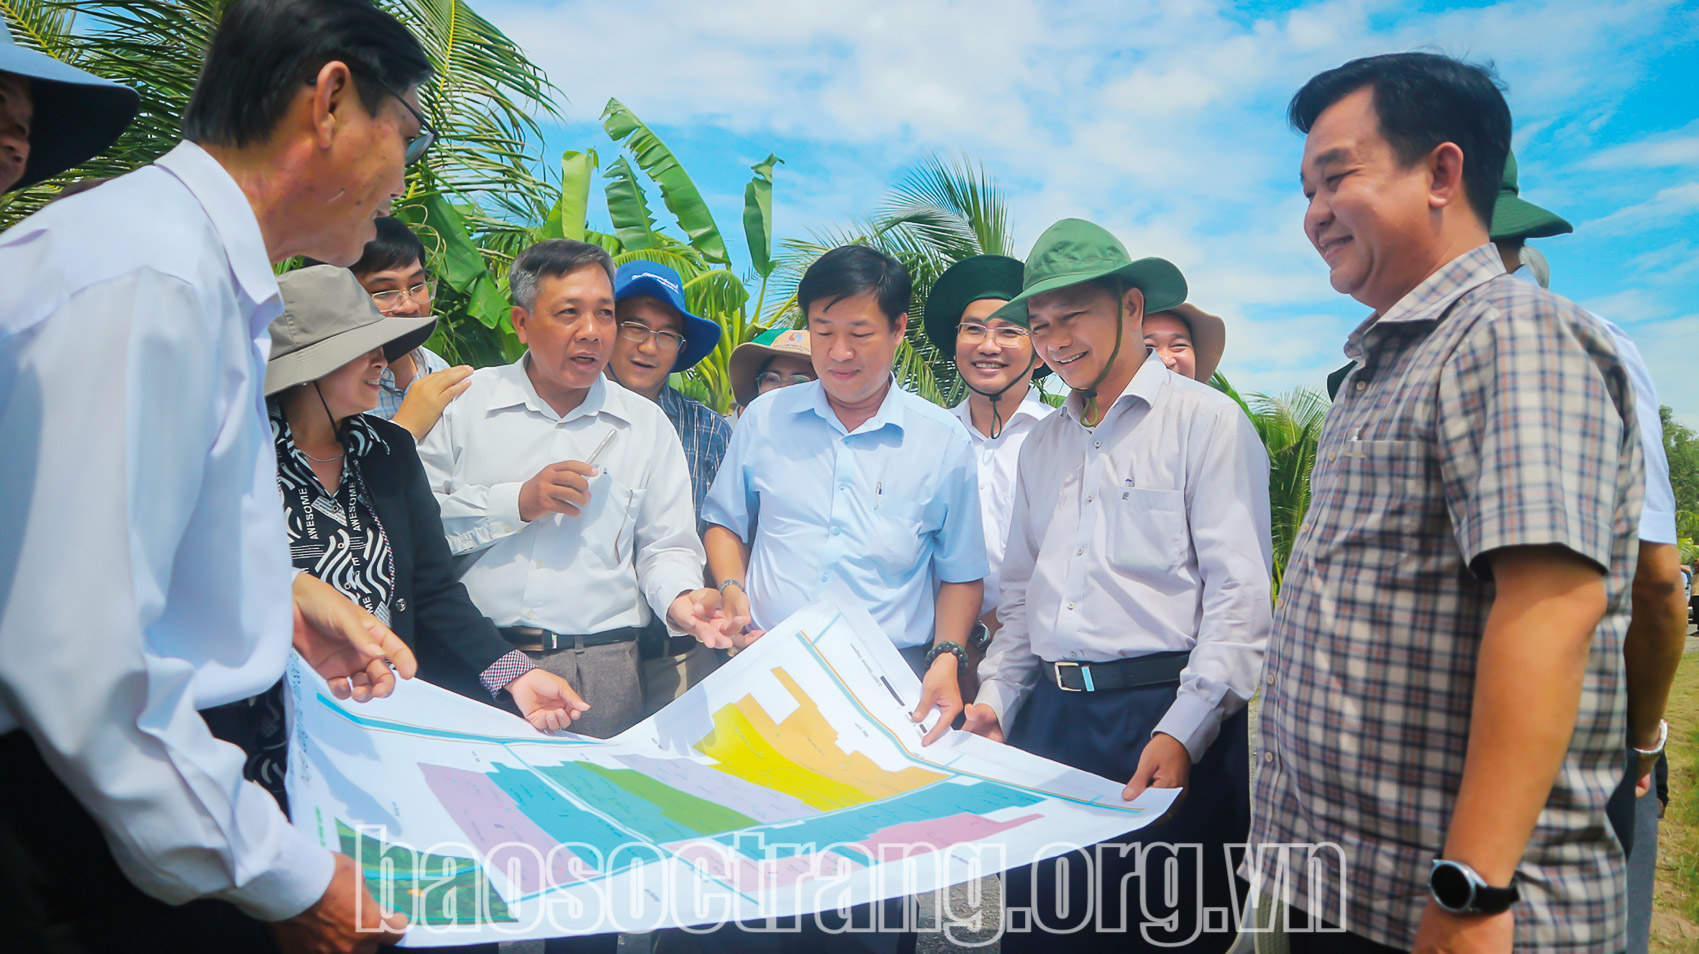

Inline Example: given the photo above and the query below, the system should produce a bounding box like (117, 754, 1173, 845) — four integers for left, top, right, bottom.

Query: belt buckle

(1054, 660, 1095, 692)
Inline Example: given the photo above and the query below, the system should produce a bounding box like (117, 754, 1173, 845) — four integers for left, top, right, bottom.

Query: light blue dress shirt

(703, 379, 988, 649)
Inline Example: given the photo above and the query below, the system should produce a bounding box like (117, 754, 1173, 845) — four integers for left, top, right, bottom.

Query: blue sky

(479, 0, 1699, 422)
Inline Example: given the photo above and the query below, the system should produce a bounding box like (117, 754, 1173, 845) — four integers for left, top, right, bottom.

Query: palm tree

(1213, 375, 1330, 593)
(0, 0, 560, 230)
(772, 154, 1018, 407)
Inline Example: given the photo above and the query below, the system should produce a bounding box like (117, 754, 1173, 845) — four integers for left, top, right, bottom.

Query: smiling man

(605, 259, 731, 716)
(1249, 53, 1642, 954)
(961, 218, 1271, 953)
(418, 240, 743, 760)
(700, 245, 986, 950)
(922, 255, 1053, 663)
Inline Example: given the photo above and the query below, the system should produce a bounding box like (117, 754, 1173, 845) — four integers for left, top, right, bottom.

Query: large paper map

(285, 601, 1179, 945)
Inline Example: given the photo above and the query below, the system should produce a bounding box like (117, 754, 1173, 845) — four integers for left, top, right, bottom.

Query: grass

(1652, 648, 1699, 952)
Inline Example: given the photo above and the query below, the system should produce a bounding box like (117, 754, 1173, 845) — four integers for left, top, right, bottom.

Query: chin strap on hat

(1074, 294, 1126, 427)
(963, 349, 1037, 439)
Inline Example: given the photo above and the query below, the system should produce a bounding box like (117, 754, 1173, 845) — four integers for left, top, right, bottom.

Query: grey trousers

(1626, 787, 1660, 954)
(641, 642, 719, 717)
(524, 638, 645, 739)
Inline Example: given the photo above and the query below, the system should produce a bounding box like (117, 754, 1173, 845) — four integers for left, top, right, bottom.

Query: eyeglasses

(756, 371, 814, 391)
(370, 280, 436, 311)
(618, 321, 686, 352)
(958, 322, 1031, 345)
(371, 76, 437, 166)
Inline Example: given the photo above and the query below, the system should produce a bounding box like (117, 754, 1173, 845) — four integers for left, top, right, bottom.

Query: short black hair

(183, 0, 431, 149)
(798, 245, 911, 328)
(509, 239, 615, 310)
(348, 216, 426, 277)
(1288, 52, 1510, 229)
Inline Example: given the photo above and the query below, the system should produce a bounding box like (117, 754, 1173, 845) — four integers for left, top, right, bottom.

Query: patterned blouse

(271, 402, 396, 625)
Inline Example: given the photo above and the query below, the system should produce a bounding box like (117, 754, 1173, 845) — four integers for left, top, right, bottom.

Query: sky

(478, 0, 1699, 423)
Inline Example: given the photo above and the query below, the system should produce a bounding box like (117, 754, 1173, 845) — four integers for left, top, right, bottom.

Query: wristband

(925, 640, 969, 675)
(1632, 719, 1668, 757)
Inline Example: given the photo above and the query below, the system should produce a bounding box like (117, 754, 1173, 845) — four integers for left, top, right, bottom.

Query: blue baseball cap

(613, 260, 721, 373)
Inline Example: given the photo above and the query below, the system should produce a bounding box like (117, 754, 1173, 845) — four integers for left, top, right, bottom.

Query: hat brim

(922, 255, 1050, 381)
(1150, 303, 1226, 383)
(991, 257, 1188, 329)
(616, 274, 722, 373)
(1490, 194, 1573, 241)
(729, 335, 812, 407)
(264, 315, 437, 396)
(1, 47, 138, 191)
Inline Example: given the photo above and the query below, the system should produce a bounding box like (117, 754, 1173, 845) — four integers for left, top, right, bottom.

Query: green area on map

(337, 820, 517, 924)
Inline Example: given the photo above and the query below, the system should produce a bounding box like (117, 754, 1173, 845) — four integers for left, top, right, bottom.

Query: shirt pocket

(1316, 438, 1432, 569)
(578, 472, 646, 565)
(867, 496, 927, 570)
(1106, 487, 1188, 575)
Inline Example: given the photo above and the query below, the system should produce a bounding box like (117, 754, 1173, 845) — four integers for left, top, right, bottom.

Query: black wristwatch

(966, 621, 992, 652)
(924, 640, 969, 675)
(1428, 859, 1519, 915)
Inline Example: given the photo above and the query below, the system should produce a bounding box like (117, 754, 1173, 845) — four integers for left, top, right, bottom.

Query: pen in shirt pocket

(585, 430, 616, 473)
(875, 481, 883, 511)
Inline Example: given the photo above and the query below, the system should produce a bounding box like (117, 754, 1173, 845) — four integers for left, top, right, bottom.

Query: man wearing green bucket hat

(923, 254, 1053, 676)
(962, 218, 1273, 952)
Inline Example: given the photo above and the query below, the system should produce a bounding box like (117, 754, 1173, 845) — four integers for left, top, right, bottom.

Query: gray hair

(509, 239, 616, 310)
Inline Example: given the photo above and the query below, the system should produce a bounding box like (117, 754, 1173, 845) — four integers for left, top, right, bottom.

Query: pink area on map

(851, 812, 1043, 863)
(672, 840, 862, 893)
(418, 763, 590, 893)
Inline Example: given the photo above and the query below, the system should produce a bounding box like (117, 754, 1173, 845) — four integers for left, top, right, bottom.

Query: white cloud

(488, 0, 1699, 411)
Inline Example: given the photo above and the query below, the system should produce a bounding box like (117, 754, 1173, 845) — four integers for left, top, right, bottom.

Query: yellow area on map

(696, 668, 946, 811)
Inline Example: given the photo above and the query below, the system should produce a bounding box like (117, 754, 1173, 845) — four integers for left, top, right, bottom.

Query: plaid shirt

(657, 384, 732, 528)
(1247, 245, 1642, 951)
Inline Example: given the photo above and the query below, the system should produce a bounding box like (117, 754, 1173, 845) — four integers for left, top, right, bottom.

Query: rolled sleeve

(1609, 325, 1677, 545)
(417, 406, 526, 555)
(1438, 305, 1635, 577)
(636, 427, 711, 623)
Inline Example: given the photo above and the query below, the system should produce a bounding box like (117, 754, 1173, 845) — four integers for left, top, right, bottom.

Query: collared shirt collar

(796, 375, 906, 436)
(488, 355, 631, 425)
(1061, 349, 1168, 422)
(153, 142, 279, 321)
(950, 384, 1052, 437)
(1344, 243, 1505, 362)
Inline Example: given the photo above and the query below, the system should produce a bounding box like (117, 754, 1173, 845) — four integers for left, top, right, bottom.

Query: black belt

(499, 624, 645, 652)
(638, 618, 697, 660)
(1041, 650, 1190, 692)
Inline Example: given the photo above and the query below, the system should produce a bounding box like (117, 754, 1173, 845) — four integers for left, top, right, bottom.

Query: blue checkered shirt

(657, 384, 732, 528)
(372, 346, 450, 421)
(1246, 245, 1642, 951)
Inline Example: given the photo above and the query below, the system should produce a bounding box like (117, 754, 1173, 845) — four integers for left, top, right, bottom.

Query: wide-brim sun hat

(1148, 303, 1226, 383)
(264, 265, 437, 396)
(1490, 149, 1573, 241)
(923, 254, 1050, 380)
(0, 28, 138, 192)
(991, 218, 1187, 329)
(614, 259, 722, 373)
(729, 328, 811, 407)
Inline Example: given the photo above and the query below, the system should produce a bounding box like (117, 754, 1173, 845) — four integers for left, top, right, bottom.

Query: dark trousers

(0, 729, 282, 953)
(999, 679, 1249, 954)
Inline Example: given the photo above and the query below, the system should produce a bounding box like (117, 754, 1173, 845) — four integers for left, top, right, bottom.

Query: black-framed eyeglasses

(617, 320, 686, 352)
(958, 322, 1030, 345)
(371, 76, 437, 166)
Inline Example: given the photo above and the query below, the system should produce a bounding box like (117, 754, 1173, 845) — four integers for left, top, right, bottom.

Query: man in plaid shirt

(1247, 53, 1642, 954)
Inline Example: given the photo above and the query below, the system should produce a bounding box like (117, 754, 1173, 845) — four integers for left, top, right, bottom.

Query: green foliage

(0, 0, 562, 230)
(1213, 374, 1330, 595)
(1664, 406, 1699, 515)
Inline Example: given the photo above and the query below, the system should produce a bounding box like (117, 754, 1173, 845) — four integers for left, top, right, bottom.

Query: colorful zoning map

(285, 602, 1180, 945)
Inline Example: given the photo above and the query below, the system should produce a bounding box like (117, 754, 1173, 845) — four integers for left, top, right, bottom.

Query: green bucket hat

(923, 254, 1050, 380)
(991, 218, 1187, 329)
(1489, 150, 1573, 241)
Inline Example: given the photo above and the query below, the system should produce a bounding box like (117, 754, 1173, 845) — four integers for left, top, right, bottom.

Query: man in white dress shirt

(922, 254, 1053, 675)
(0, 1, 435, 951)
(962, 219, 1272, 953)
(419, 239, 741, 751)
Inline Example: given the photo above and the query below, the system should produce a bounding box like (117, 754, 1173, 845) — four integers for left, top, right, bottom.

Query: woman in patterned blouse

(226, 266, 590, 806)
